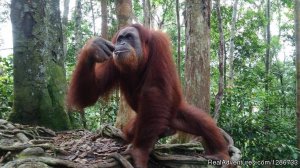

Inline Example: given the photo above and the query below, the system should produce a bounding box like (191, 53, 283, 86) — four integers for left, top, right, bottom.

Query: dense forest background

(0, 0, 299, 163)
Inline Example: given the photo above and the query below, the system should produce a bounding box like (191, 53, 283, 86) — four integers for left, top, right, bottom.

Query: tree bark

(265, 0, 271, 117)
(74, 0, 82, 51)
(90, 0, 96, 36)
(295, 0, 300, 150)
(101, 0, 108, 39)
(115, 0, 132, 28)
(62, 0, 70, 58)
(184, 0, 211, 113)
(176, 0, 181, 78)
(228, 0, 238, 87)
(9, 0, 71, 130)
(275, 0, 286, 112)
(213, 0, 225, 122)
(114, 0, 135, 129)
(143, 0, 151, 28)
(175, 0, 211, 143)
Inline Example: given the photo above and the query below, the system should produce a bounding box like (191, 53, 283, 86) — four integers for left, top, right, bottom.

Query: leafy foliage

(210, 0, 298, 161)
(61, 0, 299, 161)
(0, 0, 9, 22)
(84, 94, 119, 130)
(0, 55, 13, 119)
(0, 0, 298, 162)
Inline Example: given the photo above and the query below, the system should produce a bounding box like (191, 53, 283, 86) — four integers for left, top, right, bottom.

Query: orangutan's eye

(126, 34, 133, 41)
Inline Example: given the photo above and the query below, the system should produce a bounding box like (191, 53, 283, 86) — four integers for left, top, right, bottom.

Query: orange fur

(68, 24, 230, 168)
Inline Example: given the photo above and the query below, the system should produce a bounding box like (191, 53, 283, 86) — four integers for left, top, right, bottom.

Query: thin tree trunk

(265, 0, 271, 115)
(143, 0, 151, 28)
(157, 1, 172, 29)
(176, 0, 181, 78)
(101, 0, 108, 39)
(62, 0, 70, 31)
(276, 0, 282, 39)
(90, 0, 96, 36)
(228, 0, 238, 87)
(116, 0, 132, 28)
(279, 74, 287, 110)
(62, 0, 70, 58)
(265, 0, 271, 91)
(295, 0, 300, 150)
(213, 0, 225, 122)
(75, 0, 82, 51)
(276, 0, 286, 111)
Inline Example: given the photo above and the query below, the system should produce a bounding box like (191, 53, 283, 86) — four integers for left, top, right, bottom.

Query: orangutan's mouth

(114, 50, 130, 56)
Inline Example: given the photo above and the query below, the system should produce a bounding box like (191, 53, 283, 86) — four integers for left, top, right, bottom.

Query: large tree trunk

(9, 0, 71, 130)
(213, 0, 225, 122)
(114, 0, 135, 129)
(175, 0, 211, 143)
(184, 0, 211, 113)
(295, 0, 300, 151)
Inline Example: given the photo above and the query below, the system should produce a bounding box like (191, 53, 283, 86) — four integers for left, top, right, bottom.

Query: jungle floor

(0, 119, 240, 168)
